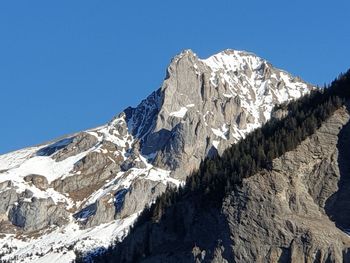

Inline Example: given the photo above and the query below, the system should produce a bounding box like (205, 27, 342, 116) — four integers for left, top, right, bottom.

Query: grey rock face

(74, 151, 110, 175)
(0, 180, 12, 191)
(119, 179, 167, 219)
(0, 188, 18, 216)
(84, 194, 116, 228)
(9, 197, 69, 232)
(52, 132, 98, 161)
(52, 162, 119, 198)
(324, 111, 350, 230)
(121, 150, 147, 171)
(52, 147, 122, 196)
(223, 106, 350, 262)
(126, 49, 312, 179)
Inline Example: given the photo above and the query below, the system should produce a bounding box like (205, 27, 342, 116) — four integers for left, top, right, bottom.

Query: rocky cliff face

(0, 49, 312, 262)
(127, 50, 311, 179)
(106, 105, 350, 263)
(223, 105, 350, 263)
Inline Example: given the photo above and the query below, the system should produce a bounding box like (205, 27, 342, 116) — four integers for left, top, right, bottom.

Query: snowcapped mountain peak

(0, 49, 314, 262)
(201, 49, 265, 72)
(126, 48, 312, 175)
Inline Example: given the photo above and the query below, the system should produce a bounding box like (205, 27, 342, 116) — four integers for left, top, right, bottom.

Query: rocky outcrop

(24, 174, 49, 190)
(9, 197, 69, 232)
(52, 132, 98, 161)
(119, 179, 167, 219)
(83, 194, 116, 228)
(51, 148, 122, 197)
(0, 187, 18, 223)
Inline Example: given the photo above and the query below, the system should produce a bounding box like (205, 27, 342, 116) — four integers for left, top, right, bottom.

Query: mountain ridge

(87, 71, 350, 263)
(0, 49, 313, 262)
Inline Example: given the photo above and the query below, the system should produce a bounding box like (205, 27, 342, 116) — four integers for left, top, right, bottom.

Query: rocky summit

(0, 49, 312, 262)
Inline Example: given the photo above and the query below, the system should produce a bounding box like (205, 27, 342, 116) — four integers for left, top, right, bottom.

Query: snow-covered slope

(0, 49, 313, 262)
(201, 50, 308, 125)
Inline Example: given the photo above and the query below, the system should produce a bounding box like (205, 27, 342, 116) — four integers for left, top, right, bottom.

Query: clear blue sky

(0, 1, 349, 154)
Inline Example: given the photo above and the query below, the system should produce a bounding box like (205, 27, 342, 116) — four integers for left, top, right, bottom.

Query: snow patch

(0, 148, 94, 184)
(212, 140, 220, 149)
(169, 107, 188, 118)
(211, 124, 229, 140)
(0, 213, 139, 263)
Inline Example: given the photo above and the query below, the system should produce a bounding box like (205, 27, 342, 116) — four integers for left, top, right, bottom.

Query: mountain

(0, 49, 312, 262)
(84, 71, 350, 263)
